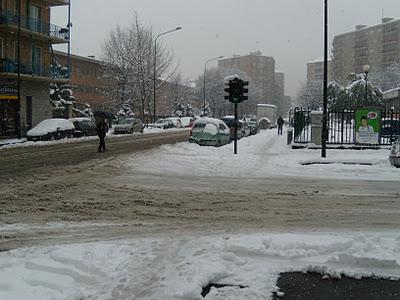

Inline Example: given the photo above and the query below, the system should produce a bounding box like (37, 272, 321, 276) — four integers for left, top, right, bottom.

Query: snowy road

(1, 129, 400, 299)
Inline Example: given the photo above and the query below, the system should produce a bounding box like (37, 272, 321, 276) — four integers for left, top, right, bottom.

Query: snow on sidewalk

(128, 130, 398, 181)
(1, 231, 400, 300)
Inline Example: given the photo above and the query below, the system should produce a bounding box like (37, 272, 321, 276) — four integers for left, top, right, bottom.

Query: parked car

(248, 118, 258, 135)
(381, 119, 400, 141)
(154, 118, 174, 129)
(180, 117, 194, 128)
(221, 116, 242, 140)
(27, 118, 75, 141)
(389, 137, 400, 168)
(240, 120, 251, 137)
(168, 117, 182, 128)
(114, 118, 143, 134)
(189, 118, 231, 147)
(69, 118, 97, 137)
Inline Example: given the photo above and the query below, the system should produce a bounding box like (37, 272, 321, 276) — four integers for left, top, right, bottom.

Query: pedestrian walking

(277, 116, 284, 135)
(96, 119, 107, 152)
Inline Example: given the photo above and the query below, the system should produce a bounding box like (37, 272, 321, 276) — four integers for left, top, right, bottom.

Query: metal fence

(291, 108, 400, 146)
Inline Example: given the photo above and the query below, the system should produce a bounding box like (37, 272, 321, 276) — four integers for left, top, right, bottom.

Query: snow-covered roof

(257, 104, 277, 108)
(383, 87, 400, 100)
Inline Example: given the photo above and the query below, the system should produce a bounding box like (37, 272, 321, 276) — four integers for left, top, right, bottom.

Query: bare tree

(101, 13, 175, 119)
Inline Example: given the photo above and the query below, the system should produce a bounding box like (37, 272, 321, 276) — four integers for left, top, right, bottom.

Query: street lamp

(153, 26, 182, 122)
(203, 56, 223, 116)
(363, 64, 370, 103)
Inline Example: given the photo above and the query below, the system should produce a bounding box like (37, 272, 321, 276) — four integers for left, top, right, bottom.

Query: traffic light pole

(234, 103, 238, 154)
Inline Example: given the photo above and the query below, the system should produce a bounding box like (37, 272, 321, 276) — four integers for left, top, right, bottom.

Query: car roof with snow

(27, 119, 75, 136)
(68, 117, 94, 122)
(194, 117, 227, 127)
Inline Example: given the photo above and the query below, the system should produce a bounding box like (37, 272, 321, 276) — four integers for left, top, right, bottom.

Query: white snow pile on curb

(1, 231, 400, 299)
(128, 129, 397, 181)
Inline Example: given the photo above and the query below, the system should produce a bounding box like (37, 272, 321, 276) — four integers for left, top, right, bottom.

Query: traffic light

(224, 78, 249, 103)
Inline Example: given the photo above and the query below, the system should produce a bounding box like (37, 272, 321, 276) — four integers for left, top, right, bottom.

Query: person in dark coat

(277, 116, 284, 135)
(96, 119, 107, 152)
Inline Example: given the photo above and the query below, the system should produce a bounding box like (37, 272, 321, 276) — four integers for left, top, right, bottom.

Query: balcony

(0, 58, 70, 82)
(0, 11, 69, 44)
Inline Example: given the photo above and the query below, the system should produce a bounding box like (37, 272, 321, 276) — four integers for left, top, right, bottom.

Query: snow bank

(1, 231, 400, 299)
(127, 129, 397, 181)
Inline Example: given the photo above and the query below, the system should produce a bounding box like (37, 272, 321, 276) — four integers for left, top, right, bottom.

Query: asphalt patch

(273, 272, 400, 300)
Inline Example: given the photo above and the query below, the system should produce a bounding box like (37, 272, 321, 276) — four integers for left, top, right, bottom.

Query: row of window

(0, 38, 42, 65)
(75, 84, 104, 94)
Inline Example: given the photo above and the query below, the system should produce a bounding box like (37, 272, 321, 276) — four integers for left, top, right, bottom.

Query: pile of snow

(1, 231, 400, 299)
(128, 129, 397, 181)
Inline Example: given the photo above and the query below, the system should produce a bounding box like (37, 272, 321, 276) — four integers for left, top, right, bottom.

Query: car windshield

(119, 119, 134, 125)
(155, 119, 165, 124)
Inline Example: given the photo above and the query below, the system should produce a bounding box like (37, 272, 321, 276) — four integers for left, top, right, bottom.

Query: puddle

(273, 272, 400, 300)
(201, 283, 248, 297)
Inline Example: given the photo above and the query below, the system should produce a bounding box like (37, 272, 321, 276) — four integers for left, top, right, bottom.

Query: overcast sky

(52, 0, 400, 98)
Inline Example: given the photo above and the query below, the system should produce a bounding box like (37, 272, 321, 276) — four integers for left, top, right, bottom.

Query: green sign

(355, 108, 381, 144)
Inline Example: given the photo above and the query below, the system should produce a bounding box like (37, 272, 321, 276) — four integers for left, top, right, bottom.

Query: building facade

(307, 59, 333, 84)
(218, 51, 277, 106)
(54, 51, 107, 111)
(0, 0, 69, 138)
(332, 18, 400, 83)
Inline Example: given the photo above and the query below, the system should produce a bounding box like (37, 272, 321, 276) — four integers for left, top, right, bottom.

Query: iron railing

(0, 10, 69, 41)
(292, 108, 400, 146)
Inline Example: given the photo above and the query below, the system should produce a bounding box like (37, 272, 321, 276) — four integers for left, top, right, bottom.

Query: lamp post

(363, 64, 370, 103)
(16, 0, 21, 138)
(321, 0, 328, 158)
(203, 56, 223, 117)
(153, 27, 182, 122)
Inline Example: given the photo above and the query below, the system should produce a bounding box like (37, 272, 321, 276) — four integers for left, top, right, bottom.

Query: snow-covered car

(248, 118, 258, 135)
(180, 117, 194, 128)
(221, 116, 242, 140)
(189, 118, 230, 147)
(168, 117, 182, 128)
(114, 118, 143, 134)
(240, 120, 251, 137)
(27, 119, 75, 141)
(69, 118, 97, 137)
(389, 137, 400, 168)
(154, 118, 174, 129)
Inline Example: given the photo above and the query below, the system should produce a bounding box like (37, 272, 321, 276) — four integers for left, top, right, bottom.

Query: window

(31, 46, 42, 75)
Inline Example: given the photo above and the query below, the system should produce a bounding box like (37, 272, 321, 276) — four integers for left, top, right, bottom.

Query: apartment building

(0, 0, 69, 138)
(332, 18, 400, 83)
(307, 59, 333, 84)
(54, 51, 107, 111)
(218, 51, 277, 107)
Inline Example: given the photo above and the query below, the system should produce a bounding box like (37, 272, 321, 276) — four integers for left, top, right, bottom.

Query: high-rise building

(0, 0, 70, 138)
(218, 51, 276, 106)
(332, 18, 400, 83)
(274, 72, 286, 115)
(307, 59, 333, 84)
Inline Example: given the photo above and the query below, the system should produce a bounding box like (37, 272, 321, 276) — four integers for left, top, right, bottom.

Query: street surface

(1, 130, 399, 251)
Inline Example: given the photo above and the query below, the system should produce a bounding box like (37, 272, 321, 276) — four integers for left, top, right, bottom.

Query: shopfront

(0, 86, 18, 138)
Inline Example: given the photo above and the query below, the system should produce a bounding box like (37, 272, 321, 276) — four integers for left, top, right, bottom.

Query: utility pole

(17, 0, 21, 138)
(321, 0, 328, 158)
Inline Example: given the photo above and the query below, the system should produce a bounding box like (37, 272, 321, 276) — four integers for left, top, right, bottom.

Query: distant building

(54, 51, 107, 111)
(218, 51, 277, 106)
(274, 72, 287, 115)
(0, 0, 70, 138)
(332, 18, 400, 82)
(382, 87, 400, 110)
(307, 59, 333, 84)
